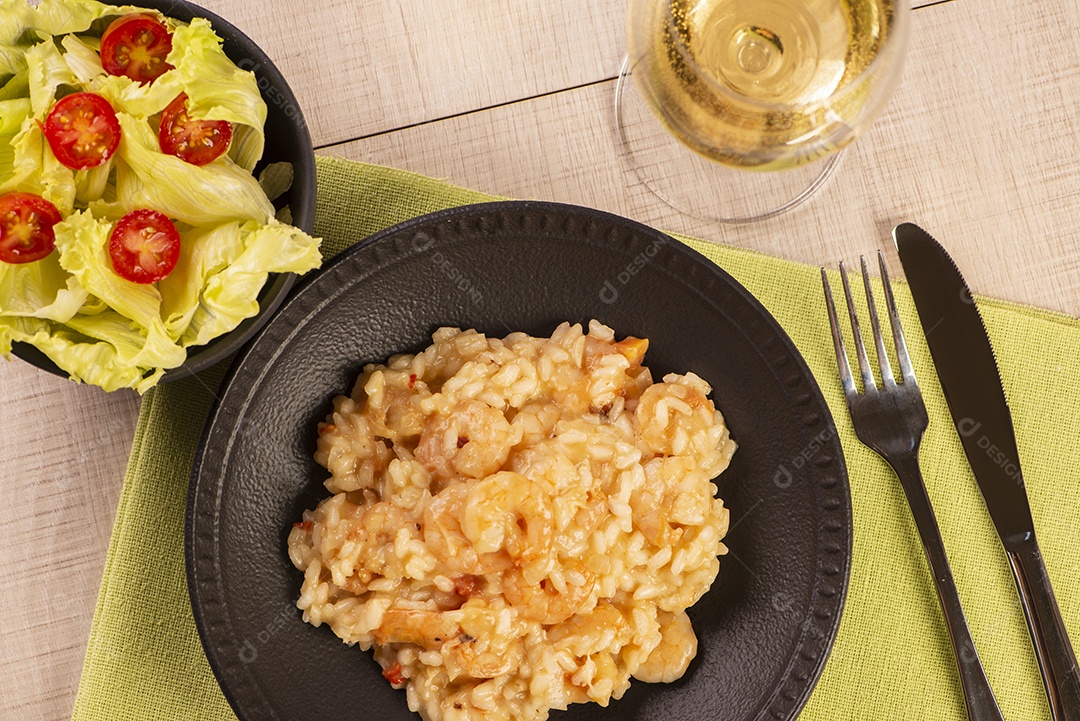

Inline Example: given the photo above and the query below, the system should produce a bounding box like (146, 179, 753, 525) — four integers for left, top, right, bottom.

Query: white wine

(627, 0, 902, 170)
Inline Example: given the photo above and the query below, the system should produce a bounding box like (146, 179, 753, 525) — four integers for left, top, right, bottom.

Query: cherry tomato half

(158, 93, 233, 166)
(108, 209, 181, 284)
(100, 13, 174, 84)
(41, 92, 121, 170)
(0, 192, 63, 265)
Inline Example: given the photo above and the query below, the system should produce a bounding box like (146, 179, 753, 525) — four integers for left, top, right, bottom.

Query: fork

(822, 253, 1005, 721)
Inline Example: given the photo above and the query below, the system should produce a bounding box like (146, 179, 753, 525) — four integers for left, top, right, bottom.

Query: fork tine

(839, 261, 877, 392)
(860, 255, 895, 386)
(878, 251, 917, 384)
(820, 268, 856, 397)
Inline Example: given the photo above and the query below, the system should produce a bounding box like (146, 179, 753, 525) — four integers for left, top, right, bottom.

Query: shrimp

(462, 472, 553, 569)
(373, 608, 460, 647)
(509, 401, 561, 446)
(358, 369, 426, 443)
(423, 483, 514, 575)
(503, 566, 595, 625)
(547, 601, 631, 656)
(415, 399, 517, 480)
(630, 456, 711, 547)
(373, 606, 522, 680)
(423, 472, 554, 577)
(634, 374, 719, 457)
(572, 496, 608, 536)
(553, 494, 607, 557)
(632, 610, 697, 683)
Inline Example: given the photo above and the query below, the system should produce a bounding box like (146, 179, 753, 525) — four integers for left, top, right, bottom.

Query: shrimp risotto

(287, 321, 736, 720)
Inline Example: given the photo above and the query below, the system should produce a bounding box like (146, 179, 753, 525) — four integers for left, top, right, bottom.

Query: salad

(0, 0, 322, 392)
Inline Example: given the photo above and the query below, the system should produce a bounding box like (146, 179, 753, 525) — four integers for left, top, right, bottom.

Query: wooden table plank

(192, 0, 947, 150)
(193, 0, 625, 147)
(325, 0, 1080, 317)
(0, 366, 138, 720)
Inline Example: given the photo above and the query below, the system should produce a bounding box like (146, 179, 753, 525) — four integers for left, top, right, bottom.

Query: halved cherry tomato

(100, 13, 174, 84)
(0, 192, 63, 265)
(158, 93, 233, 166)
(41, 93, 121, 170)
(108, 209, 181, 284)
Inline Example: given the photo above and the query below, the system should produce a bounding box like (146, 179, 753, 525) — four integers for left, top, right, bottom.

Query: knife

(895, 221, 1080, 721)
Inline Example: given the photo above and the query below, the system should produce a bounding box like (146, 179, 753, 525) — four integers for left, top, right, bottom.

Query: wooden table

(2, 0, 1079, 717)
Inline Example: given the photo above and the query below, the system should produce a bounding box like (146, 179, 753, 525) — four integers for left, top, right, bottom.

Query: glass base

(614, 56, 842, 225)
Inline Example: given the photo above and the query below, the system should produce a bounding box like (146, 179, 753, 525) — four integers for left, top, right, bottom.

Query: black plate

(13, 0, 316, 382)
(186, 201, 851, 721)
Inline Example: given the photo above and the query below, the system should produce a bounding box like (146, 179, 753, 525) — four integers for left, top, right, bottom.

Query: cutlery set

(823, 224, 1080, 721)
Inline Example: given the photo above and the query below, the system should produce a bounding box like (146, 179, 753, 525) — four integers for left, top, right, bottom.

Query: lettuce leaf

(169, 18, 266, 172)
(0, 0, 33, 77)
(60, 33, 103, 84)
(74, 154, 113, 205)
(86, 64, 183, 119)
(0, 97, 28, 133)
(0, 314, 164, 392)
(1, 120, 78, 214)
(176, 219, 321, 347)
(158, 220, 245, 338)
(0, 118, 78, 214)
(0, 252, 87, 321)
(0, 97, 30, 184)
(21, 0, 112, 36)
(52, 209, 186, 369)
(22, 0, 153, 37)
(25, 37, 76, 118)
(52, 210, 157, 330)
(0, 0, 30, 43)
(0, 69, 30, 101)
(0, 40, 79, 209)
(64, 308, 178, 378)
(107, 112, 274, 225)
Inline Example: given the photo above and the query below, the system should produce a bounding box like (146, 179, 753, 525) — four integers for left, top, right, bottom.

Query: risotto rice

(287, 320, 736, 720)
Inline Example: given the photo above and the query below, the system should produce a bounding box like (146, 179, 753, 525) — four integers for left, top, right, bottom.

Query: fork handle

(1005, 536, 1080, 721)
(890, 454, 1005, 721)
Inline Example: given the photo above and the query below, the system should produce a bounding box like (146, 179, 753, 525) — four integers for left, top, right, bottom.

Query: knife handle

(1006, 537, 1080, 721)
(891, 455, 1005, 721)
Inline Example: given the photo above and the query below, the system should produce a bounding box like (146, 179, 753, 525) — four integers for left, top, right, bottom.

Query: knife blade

(895, 221, 1080, 721)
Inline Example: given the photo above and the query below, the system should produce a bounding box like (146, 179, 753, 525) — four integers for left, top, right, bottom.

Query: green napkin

(72, 156, 1080, 721)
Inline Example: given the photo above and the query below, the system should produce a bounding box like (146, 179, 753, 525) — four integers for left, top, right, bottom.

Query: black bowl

(11, 0, 316, 383)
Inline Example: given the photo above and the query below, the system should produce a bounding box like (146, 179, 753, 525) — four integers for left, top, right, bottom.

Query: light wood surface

(3, 0, 1080, 718)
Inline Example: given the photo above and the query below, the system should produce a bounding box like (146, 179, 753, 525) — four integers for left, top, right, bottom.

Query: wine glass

(616, 0, 911, 224)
